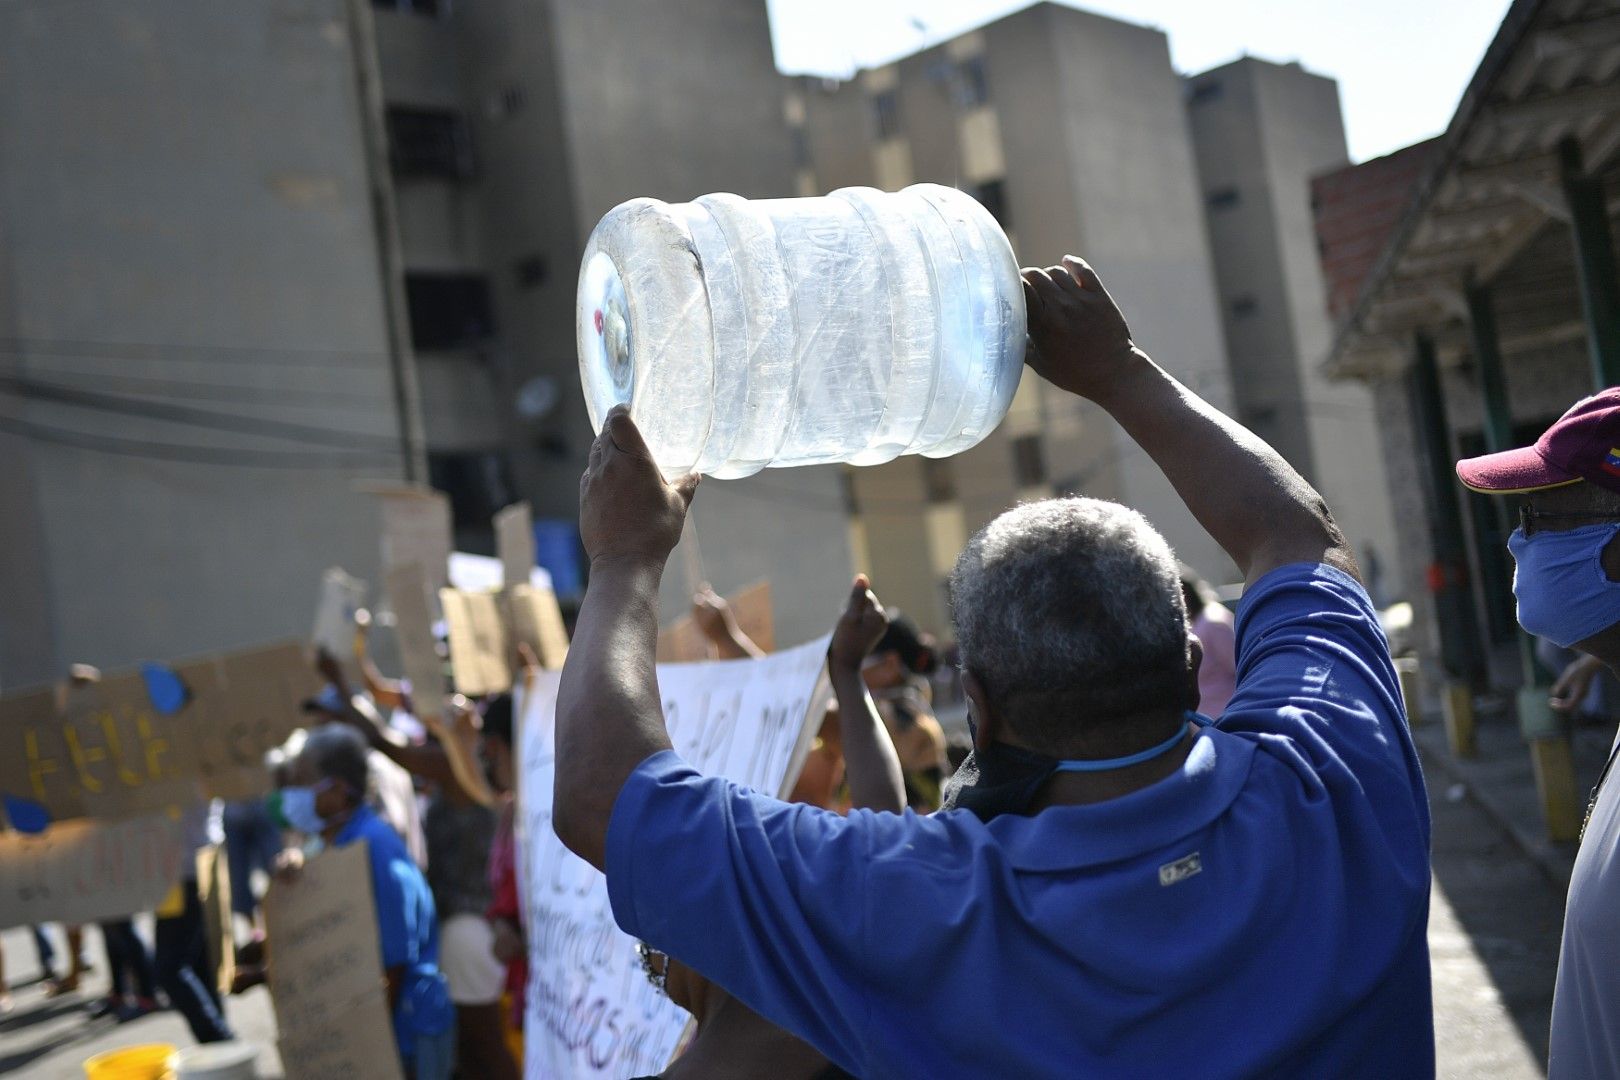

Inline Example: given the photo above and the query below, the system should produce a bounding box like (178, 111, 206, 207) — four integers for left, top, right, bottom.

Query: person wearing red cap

(1456, 387, 1620, 1080)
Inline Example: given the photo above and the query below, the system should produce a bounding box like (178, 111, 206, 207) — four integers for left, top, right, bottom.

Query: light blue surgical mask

(1509, 523, 1620, 648)
(270, 785, 328, 836)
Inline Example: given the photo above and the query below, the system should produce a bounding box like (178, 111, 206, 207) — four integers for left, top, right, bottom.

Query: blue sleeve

(1222, 563, 1427, 841)
(605, 750, 881, 1074)
(368, 842, 419, 971)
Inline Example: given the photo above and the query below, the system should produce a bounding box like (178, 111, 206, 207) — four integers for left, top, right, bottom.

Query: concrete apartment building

(369, 0, 852, 644)
(1185, 58, 1401, 602)
(788, 4, 1400, 633)
(790, 3, 1240, 632)
(0, 0, 852, 688)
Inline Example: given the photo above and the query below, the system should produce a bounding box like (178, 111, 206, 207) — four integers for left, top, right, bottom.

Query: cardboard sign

(370, 484, 453, 596)
(0, 812, 189, 930)
(386, 563, 446, 724)
(496, 502, 537, 590)
(0, 641, 315, 822)
(440, 587, 512, 697)
(516, 635, 830, 1078)
(265, 841, 403, 1080)
(312, 567, 367, 660)
(656, 581, 775, 663)
(507, 585, 570, 670)
(197, 842, 235, 995)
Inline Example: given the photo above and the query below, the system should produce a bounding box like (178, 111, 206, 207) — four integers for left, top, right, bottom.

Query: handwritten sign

(0, 812, 189, 930)
(312, 567, 367, 661)
(440, 588, 512, 697)
(496, 502, 537, 590)
(507, 585, 569, 670)
(516, 634, 830, 1078)
(370, 485, 453, 596)
(265, 841, 403, 1080)
(386, 564, 446, 723)
(0, 642, 315, 822)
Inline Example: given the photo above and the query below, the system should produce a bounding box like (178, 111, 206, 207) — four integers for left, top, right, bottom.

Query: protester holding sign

(553, 256, 1433, 1077)
(275, 724, 455, 1078)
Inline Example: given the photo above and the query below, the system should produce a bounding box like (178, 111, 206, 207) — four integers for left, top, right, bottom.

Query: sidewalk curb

(1414, 724, 1575, 892)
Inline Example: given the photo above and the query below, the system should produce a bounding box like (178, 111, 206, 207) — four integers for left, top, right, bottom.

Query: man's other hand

(829, 574, 889, 674)
(1022, 256, 1141, 402)
(579, 405, 699, 568)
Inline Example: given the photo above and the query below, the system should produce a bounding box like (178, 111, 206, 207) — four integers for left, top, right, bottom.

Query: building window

(405, 273, 495, 351)
(968, 179, 1010, 228)
(922, 458, 956, 504)
(514, 255, 548, 289)
(1229, 295, 1259, 318)
(1207, 186, 1240, 210)
(1012, 435, 1046, 488)
(1187, 80, 1223, 105)
(872, 89, 902, 141)
(372, 0, 446, 15)
(386, 107, 475, 180)
(428, 452, 514, 534)
(955, 55, 990, 108)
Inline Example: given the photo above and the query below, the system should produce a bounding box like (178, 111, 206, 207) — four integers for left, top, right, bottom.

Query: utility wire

(0, 335, 388, 368)
(0, 372, 403, 451)
(0, 414, 402, 470)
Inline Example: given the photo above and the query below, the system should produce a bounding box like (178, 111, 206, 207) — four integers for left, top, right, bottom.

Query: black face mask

(940, 714, 1200, 823)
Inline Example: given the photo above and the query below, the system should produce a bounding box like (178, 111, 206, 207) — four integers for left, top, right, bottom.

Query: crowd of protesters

(8, 257, 1620, 1080)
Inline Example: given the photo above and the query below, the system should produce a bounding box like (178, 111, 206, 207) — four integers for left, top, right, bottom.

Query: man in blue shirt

(555, 256, 1434, 1077)
(280, 724, 456, 1078)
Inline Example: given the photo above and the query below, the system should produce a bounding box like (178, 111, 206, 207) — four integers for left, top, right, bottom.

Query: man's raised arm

(1021, 256, 1358, 588)
(552, 405, 695, 869)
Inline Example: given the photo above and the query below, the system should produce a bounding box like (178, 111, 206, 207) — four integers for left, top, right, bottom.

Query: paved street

(0, 753, 1569, 1078)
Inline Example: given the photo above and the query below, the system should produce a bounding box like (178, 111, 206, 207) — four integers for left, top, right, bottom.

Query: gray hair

(300, 722, 371, 798)
(949, 497, 1190, 749)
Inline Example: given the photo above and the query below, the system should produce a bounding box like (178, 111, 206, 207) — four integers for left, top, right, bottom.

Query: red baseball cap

(1456, 388, 1620, 495)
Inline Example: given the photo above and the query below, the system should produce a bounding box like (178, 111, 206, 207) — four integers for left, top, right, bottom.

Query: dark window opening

(514, 255, 548, 289)
(405, 273, 495, 351)
(386, 107, 475, 180)
(1188, 80, 1223, 105)
(956, 55, 990, 108)
(1207, 186, 1240, 210)
(1012, 435, 1046, 488)
(872, 89, 902, 141)
(968, 179, 1010, 228)
(373, 0, 446, 15)
(428, 452, 513, 539)
(922, 458, 956, 504)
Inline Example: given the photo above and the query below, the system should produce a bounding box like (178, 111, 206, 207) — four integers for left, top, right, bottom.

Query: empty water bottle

(576, 184, 1026, 478)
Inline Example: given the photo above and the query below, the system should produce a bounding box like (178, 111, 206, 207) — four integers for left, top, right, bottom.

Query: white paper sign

(516, 635, 831, 1079)
(311, 567, 367, 659)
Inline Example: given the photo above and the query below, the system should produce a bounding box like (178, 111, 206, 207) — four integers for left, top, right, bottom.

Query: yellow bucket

(83, 1044, 178, 1080)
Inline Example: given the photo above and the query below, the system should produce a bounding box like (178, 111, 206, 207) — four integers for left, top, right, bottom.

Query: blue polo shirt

(606, 562, 1433, 1078)
(334, 804, 454, 1061)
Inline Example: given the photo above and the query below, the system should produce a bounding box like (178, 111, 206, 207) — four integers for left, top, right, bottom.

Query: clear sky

(766, 0, 1513, 163)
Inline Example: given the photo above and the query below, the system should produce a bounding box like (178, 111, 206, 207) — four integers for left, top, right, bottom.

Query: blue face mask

(269, 785, 328, 835)
(1510, 523, 1620, 648)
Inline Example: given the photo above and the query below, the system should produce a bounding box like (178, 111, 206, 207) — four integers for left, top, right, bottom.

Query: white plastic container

(577, 184, 1025, 477)
(166, 1042, 258, 1079)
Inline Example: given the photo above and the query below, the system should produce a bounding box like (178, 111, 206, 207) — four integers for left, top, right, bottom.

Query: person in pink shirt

(1181, 568, 1237, 717)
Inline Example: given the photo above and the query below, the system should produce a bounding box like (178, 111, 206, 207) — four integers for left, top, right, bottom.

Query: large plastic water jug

(577, 184, 1025, 478)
